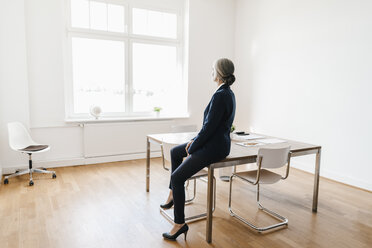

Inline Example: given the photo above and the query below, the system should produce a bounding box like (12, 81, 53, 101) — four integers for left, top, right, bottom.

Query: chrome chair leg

(185, 179, 190, 189)
(33, 168, 55, 174)
(29, 169, 33, 182)
(185, 178, 196, 203)
(160, 176, 216, 224)
(160, 145, 170, 171)
(4, 167, 56, 186)
(228, 175, 288, 233)
(199, 177, 208, 183)
(4, 169, 29, 179)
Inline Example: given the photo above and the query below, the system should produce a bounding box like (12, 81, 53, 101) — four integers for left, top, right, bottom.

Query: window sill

(65, 114, 190, 124)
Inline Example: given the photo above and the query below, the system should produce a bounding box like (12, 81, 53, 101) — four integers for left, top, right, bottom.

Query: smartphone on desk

(235, 131, 250, 136)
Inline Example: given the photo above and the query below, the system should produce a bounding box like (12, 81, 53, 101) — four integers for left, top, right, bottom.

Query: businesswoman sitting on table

(161, 58, 236, 241)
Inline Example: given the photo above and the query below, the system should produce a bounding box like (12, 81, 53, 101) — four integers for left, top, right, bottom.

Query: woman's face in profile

(211, 66, 218, 82)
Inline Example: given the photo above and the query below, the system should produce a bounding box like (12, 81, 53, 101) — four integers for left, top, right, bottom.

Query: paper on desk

(256, 138, 286, 144)
(235, 134, 264, 140)
(236, 142, 262, 147)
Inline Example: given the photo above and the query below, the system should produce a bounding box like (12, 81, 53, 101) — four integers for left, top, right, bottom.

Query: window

(132, 8, 177, 39)
(132, 43, 178, 112)
(66, 0, 186, 118)
(71, 0, 126, 32)
(71, 37, 126, 113)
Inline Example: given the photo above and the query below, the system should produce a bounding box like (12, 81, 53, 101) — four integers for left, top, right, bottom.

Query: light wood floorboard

(0, 158, 371, 248)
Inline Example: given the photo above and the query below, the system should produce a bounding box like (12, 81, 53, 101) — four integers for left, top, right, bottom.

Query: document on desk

(236, 141, 263, 147)
(256, 138, 286, 144)
(234, 134, 265, 140)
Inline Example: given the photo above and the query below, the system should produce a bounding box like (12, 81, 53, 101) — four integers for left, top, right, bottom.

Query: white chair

(170, 125, 198, 133)
(228, 146, 291, 232)
(161, 124, 197, 171)
(160, 141, 216, 223)
(4, 122, 56, 186)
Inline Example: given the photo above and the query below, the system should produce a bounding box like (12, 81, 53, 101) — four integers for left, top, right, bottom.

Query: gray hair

(214, 58, 235, 86)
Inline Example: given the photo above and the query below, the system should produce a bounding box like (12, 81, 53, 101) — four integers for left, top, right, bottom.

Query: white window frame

(64, 0, 185, 119)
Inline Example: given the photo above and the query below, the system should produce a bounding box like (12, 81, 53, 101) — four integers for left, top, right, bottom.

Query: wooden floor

(0, 158, 371, 248)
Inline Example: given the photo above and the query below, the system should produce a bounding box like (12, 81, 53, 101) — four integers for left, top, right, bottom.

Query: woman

(161, 58, 236, 241)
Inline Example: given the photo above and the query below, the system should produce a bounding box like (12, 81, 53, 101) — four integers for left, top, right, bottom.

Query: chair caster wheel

(29, 180, 34, 186)
(52, 174, 57, 179)
(4, 179, 9, 184)
(42, 168, 47, 171)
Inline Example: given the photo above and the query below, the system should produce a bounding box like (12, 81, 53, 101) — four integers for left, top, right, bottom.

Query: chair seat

(234, 169, 282, 184)
(19, 145, 49, 152)
(191, 169, 208, 179)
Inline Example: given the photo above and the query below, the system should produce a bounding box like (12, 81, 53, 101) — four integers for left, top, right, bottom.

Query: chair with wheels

(4, 122, 56, 186)
(160, 141, 216, 223)
(228, 146, 291, 232)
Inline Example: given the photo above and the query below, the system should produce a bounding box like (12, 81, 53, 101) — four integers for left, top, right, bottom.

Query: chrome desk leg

(206, 166, 214, 243)
(146, 137, 150, 192)
(312, 147, 321, 212)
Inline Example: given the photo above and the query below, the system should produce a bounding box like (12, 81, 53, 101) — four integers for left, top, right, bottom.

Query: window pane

(71, 0, 89, 28)
(90, 1, 107, 31)
(108, 4, 125, 33)
(132, 43, 179, 112)
(132, 8, 177, 39)
(72, 37, 125, 113)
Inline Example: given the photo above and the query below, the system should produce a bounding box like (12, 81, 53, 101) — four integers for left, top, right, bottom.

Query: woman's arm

(188, 93, 225, 154)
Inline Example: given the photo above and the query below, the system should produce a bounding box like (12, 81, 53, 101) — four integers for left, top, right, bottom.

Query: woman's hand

(185, 140, 194, 156)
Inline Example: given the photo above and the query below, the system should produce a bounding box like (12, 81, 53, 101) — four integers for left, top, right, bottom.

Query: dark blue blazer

(188, 84, 236, 160)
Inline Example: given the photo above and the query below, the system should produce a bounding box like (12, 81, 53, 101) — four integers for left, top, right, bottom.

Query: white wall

(187, 0, 236, 117)
(234, 0, 372, 190)
(0, 0, 30, 169)
(0, 0, 236, 173)
(25, 0, 67, 128)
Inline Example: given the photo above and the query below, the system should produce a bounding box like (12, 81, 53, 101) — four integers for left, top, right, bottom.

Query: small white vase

(90, 105, 102, 119)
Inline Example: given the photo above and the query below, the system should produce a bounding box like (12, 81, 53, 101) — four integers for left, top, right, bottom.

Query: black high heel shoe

(160, 200, 174, 209)
(162, 224, 189, 241)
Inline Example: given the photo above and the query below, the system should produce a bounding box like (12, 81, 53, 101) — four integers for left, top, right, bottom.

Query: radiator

(83, 121, 172, 158)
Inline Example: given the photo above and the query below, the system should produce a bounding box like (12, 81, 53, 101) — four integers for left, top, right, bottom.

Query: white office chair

(228, 146, 291, 232)
(4, 122, 56, 186)
(161, 124, 197, 171)
(160, 141, 216, 223)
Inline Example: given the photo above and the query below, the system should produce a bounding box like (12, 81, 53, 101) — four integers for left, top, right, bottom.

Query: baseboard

(2, 151, 162, 175)
(291, 161, 372, 192)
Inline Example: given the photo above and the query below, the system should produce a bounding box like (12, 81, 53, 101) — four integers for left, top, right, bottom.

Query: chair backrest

(257, 146, 291, 169)
(8, 122, 35, 150)
(171, 124, 197, 133)
(162, 142, 178, 162)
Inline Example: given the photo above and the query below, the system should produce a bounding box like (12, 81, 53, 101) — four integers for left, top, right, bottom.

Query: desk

(146, 132, 321, 243)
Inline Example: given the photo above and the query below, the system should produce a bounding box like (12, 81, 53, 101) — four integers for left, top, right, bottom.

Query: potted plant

(230, 124, 236, 139)
(230, 124, 236, 133)
(153, 107, 162, 117)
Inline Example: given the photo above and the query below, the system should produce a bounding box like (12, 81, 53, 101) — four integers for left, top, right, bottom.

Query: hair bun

(225, 74, 235, 86)
(215, 58, 235, 86)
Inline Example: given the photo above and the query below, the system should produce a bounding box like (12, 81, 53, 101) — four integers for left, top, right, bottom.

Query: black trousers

(168, 142, 214, 224)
